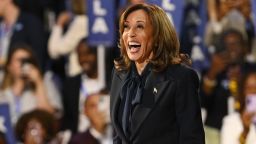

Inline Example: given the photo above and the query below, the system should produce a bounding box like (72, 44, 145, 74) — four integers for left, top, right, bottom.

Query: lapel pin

(153, 87, 157, 94)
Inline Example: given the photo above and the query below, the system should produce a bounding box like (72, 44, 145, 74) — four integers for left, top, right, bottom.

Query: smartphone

(20, 58, 33, 78)
(245, 95, 256, 124)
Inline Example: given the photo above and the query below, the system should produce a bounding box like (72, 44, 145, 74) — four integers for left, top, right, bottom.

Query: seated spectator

(15, 109, 58, 144)
(221, 66, 256, 144)
(69, 92, 112, 144)
(61, 38, 105, 134)
(0, 43, 62, 125)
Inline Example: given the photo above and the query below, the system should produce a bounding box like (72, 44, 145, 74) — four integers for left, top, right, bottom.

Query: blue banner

(0, 104, 16, 144)
(148, 0, 184, 35)
(88, 0, 116, 47)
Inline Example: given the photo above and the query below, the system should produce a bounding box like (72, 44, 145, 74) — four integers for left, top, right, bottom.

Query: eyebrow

(124, 20, 146, 23)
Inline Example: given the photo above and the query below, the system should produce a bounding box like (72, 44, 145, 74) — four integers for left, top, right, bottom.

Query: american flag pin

(153, 87, 157, 94)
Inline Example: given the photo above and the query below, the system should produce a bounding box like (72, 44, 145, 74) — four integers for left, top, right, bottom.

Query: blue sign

(148, 0, 184, 35)
(88, 0, 116, 47)
(0, 104, 16, 144)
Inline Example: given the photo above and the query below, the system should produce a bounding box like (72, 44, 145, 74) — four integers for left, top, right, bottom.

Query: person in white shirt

(221, 68, 256, 144)
(48, 0, 87, 76)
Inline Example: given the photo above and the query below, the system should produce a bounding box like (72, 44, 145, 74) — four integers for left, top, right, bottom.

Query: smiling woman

(110, 3, 205, 144)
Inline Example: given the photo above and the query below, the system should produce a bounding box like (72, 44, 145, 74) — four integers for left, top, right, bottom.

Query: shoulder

(111, 68, 128, 82)
(166, 64, 199, 81)
(18, 12, 41, 24)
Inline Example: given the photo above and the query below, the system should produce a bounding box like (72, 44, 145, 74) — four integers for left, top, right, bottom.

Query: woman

(0, 43, 62, 125)
(110, 3, 205, 144)
(221, 68, 256, 144)
(15, 109, 58, 144)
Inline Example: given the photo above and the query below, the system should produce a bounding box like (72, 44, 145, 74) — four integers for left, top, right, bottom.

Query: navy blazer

(110, 64, 205, 144)
(10, 12, 46, 70)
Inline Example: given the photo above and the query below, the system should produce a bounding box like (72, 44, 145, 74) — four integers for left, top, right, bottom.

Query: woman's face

(244, 73, 256, 95)
(24, 119, 45, 144)
(8, 49, 30, 78)
(122, 9, 153, 63)
(76, 42, 97, 77)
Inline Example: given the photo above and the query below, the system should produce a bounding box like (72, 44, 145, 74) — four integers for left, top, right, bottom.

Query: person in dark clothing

(110, 3, 205, 144)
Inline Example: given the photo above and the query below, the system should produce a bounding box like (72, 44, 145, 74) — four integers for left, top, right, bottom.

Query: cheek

(122, 33, 128, 45)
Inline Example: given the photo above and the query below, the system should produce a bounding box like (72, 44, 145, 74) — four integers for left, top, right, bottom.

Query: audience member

(0, 0, 46, 70)
(48, 0, 87, 76)
(201, 28, 249, 144)
(69, 92, 112, 144)
(221, 66, 256, 144)
(61, 38, 105, 135)
(0, 43, 62, 125)
(15, 109, 58, 144)
(205, 0, 254, 49)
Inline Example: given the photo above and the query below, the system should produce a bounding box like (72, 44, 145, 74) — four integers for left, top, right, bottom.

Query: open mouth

(128, 42, 141, 52)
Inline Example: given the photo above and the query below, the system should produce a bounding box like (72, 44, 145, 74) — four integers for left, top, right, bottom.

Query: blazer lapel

(111, 71, 129, 142)
(131, 71, 172, 139)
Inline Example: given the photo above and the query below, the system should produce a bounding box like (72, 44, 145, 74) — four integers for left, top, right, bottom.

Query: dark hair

(214, 28, 247, 54)
(76, 38, 97, 55)
(15, 109, 57, 142)
(1, 42, 41, 90)
(115, 3, 180, 72)
(12, 0, 20, 7)
(237, 63, 256, 113)
(71, 0, 86, 14)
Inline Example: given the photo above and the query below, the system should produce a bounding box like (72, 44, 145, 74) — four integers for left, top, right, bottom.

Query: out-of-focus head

(76, 38, 97, 78)
(216, 29, 247, 64)
(116, 3, 180, 72)
(15, 109, 57, 143)
(5, 43, 38, 79)
(244, 73, 256, 96)
(84, 93, 100, 116)
(71, 0, 86, 14)
(0, 0, 10, 17)
(129, 0, 146, 4)
(0, 0, 20, 17)
(237, 65, 256, 112)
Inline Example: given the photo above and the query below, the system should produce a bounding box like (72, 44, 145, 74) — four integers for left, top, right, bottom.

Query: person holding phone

(221, 66, 256, 144)
(0, 43, 62, 125)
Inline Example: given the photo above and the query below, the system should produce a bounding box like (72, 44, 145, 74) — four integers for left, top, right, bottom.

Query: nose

(128, 28, 136, 37)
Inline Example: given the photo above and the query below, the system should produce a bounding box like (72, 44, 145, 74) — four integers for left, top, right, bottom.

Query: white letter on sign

(93, 0, 107, 16)
(92, 17, 109, 34)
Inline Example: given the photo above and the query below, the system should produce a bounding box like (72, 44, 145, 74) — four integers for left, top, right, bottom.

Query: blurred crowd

(0, 0, 255, 144)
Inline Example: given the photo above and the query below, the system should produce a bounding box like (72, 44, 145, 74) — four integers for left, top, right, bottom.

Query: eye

(137, 24, 144, 29)
(123, 24, 129, 30)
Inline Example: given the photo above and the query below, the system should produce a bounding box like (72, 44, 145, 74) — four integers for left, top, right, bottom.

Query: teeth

(129, 42, 140, 46)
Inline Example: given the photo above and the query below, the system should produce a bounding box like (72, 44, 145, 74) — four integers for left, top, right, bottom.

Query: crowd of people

(0, 0, 255, 143)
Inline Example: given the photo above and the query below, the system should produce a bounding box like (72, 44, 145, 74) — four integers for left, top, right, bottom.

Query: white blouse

(221, 112, 256, 144)
(48, 15, 88, 76)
